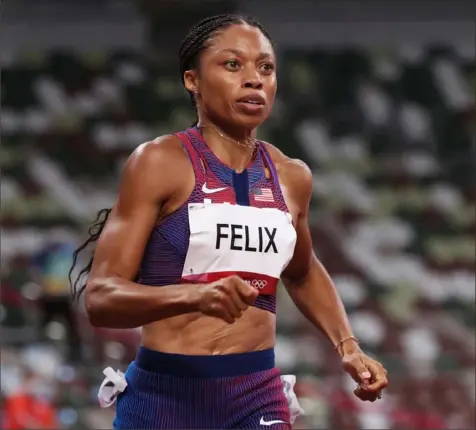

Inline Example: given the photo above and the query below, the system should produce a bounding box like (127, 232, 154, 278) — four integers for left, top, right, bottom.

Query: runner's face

(184, 24, 277, 130)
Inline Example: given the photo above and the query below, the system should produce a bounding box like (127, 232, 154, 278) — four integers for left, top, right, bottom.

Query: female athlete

(70, 14, 388, 429)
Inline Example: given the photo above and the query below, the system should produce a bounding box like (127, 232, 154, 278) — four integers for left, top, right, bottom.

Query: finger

(220, 295, 241, 321)
(354, 386, 378, 402)
(220, 309, 236, 324)
(343, 356, 372, 385)
(222, 277, 250, 312)
(362, 362, 388, 392)
(215, 309, 235, 324)
(210, 300, 236, 324)
(365, 375, 388, 393)
(216, 282, 242, 318)
(235, 280, 259, 305)
(223, 284, 247, 314)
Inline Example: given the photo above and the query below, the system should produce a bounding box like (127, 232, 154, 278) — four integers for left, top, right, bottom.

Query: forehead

(207, 23, 274, 57)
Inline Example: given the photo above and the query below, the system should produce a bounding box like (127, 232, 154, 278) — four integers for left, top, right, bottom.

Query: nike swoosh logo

(260, 417, 287, 426)
(202, 183, 227, 194)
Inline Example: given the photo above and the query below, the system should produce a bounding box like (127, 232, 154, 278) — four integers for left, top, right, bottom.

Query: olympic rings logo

(245, 279, 268, 289)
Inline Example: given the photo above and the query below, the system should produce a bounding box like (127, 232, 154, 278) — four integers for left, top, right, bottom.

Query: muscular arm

(279, 159, 360, 356)
(85, 136, 197, 329)
(278, 157, 389, 399)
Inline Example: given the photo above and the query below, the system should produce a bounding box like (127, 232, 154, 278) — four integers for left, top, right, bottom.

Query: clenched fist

(195, 275, 259, 323)
(342, 351, 389, 402)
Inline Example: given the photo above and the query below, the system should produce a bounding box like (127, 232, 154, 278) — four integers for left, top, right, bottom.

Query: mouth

(237, 94, 266, 106)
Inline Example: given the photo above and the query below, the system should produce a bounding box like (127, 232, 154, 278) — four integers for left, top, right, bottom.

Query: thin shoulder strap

(259, 142, 279, 183)
(174, 129, 206, 177)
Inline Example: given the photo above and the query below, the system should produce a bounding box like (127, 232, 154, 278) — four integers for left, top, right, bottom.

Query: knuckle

(215, 283, 226, 292)
(209, 302, 220, 311)
(213, 291, 224, 301)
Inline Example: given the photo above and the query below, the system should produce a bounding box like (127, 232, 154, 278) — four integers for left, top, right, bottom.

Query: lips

(237, 94, 266, 106)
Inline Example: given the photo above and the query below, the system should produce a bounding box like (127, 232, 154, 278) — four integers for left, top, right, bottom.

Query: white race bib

(182, 203, 297, 294)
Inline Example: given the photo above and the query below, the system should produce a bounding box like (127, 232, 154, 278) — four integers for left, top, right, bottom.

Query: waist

(135, 345, 275, 377)
(142, 308, 276, 354)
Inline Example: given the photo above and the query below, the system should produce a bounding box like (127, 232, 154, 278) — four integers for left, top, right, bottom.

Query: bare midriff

(141, 307, 275, 355)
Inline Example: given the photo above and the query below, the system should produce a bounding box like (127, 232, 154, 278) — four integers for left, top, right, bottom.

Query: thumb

(343, 355, 371, 385)
(359, 370, 371, 386)
(236, 279, 259, 304)
(353, 359, 371, 385)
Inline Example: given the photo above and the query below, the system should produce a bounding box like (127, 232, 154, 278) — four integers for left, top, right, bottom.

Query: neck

(197, 121, 257, 173)
(198, 119, 256, 142)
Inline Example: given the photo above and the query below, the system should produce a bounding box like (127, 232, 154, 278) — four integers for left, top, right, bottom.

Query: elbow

(84, 280, 108, 327)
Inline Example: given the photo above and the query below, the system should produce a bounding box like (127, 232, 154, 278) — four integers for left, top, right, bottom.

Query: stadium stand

(1, 43, 474, 428)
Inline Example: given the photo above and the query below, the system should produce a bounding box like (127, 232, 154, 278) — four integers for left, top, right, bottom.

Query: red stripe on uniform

(181, 271, 279, 295)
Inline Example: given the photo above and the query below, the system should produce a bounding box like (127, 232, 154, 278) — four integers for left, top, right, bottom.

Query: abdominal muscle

(141, 306, 276, 355)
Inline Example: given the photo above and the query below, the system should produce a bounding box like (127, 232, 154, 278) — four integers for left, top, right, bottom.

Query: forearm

(85, 277, 196, 328)
(283, 256, 360, 355)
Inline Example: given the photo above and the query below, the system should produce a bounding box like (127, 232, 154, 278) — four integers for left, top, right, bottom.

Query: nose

(244, 79, 263, 90)
(243, 70, 263, 90)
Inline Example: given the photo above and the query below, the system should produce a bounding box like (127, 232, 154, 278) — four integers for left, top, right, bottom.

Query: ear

(183, 70, 199, 94)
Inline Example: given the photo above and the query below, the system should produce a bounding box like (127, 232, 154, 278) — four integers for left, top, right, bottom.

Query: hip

(112, 347, 294, 429)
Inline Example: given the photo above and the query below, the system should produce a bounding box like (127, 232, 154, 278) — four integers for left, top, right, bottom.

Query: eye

(260, 63, 275, 74)
(224, 59, 241, 70)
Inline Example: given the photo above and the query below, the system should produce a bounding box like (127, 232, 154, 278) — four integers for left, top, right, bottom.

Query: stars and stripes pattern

(253, 187, 274, 202)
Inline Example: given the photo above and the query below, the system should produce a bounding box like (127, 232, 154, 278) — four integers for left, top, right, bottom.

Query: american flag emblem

(253, 187, 274, 202)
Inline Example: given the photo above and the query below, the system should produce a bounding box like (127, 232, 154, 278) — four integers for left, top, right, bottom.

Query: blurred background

(1, 0, 475, 428)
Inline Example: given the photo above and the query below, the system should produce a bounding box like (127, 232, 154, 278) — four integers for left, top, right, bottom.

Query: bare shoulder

(119, 134, 193, 202)
(128, 134, 189, 170)
(262, 142, 313, 198)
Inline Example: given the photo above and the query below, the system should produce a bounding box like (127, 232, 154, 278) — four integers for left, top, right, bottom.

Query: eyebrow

(219, 48, 274, 61)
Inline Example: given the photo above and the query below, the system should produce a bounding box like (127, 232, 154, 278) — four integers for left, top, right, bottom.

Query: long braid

(69, 14, 273, 300)
(69, 208, 111, 302)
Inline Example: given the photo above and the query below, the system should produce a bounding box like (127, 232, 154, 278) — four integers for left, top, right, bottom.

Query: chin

(236, 113, 269, 129)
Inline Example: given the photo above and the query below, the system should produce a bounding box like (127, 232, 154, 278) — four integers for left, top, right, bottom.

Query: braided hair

(178, 14, 273, 125)
(69, 208, 111, 302)
(69, 15, 273, 301)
